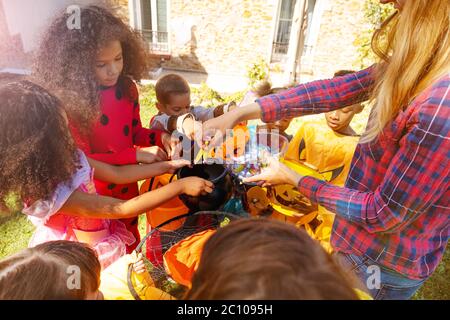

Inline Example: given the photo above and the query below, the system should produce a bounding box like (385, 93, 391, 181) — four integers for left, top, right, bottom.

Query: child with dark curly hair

(0, 81, 213, 268)
(34, 5, 177, 252)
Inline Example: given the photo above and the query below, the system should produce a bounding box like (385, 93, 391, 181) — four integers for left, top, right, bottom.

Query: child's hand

(164, 159, 191, 173)
(133, 253, 146, 274)
(161, 132, 183, 160)
(180, 177, 214, 196)
(183, 117, 203, 146)
(137, 146, 168, 163)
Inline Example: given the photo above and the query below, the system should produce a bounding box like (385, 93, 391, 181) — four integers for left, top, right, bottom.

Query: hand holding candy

(243, 157, 303, 187)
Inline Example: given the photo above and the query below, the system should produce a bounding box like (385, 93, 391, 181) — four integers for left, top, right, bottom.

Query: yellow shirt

(285, 121, 359, 186)
(100, 252, 175, 300)
(285, 121, 359, 252)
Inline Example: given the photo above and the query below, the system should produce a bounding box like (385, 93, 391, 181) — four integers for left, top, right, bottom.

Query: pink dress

(23, 151, 135, 269)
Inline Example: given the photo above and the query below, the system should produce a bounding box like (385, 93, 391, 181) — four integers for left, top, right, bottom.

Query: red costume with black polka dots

(70, 76, 165, 252)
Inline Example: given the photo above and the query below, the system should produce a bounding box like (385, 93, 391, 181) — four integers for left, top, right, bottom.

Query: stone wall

(163, 0, 277, 76)
(301, 0, 368, 81)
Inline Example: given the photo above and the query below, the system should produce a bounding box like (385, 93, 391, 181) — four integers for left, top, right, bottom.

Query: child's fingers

(133, 257, 146, 274)
(170, 140, 183, 159)
(156, 149, 168, 161)
(171, 159, 190, 168)
(134, 265, 146, 274)
(203, 185, 214, 194)
(204, 180, 214, 188)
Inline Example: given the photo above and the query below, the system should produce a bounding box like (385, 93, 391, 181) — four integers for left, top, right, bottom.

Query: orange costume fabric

(163, 229, 216, 288)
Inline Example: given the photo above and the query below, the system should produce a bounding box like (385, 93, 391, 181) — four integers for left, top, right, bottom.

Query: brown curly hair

(34, 5, 155, 132)
(0, 80, 80, 212)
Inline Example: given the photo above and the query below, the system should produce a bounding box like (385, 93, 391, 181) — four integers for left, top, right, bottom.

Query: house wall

(162, 0, 278, 77)
(1, 0, 368, 84)
(113, 0, 368, 89)
(298, 0, 368, 81)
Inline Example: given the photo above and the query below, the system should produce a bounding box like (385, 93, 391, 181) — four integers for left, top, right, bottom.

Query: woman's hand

(179, 177, 214, 196)
(136, 146, 168, 163)
(243, 157, 303, 187)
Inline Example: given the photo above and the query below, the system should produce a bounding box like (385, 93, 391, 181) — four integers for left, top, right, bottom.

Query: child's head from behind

(0, 241, 102, 300)
(0, 80, 79, 211)
(325, 70, 363, 134)
(35, 5, 154, 128)
(155, 74, 191, 116)
(186, 219, 358, 300)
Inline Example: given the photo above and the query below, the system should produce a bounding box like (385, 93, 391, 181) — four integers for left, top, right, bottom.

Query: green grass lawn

(0, 84, 448, 299)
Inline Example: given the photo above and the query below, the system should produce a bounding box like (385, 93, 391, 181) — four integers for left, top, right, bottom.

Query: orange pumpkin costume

(163, 229, 216, 288)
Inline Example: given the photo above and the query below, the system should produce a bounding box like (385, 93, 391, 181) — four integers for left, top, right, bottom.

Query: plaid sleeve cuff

(256, 94, 281, 123)
(297, 176, 327, 203)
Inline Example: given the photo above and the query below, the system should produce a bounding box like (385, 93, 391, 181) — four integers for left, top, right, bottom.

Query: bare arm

(60, 177, 213, 219)
(87, 158, 189, 184)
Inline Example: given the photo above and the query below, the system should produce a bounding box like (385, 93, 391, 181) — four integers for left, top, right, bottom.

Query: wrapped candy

(226, 125, 287, 183)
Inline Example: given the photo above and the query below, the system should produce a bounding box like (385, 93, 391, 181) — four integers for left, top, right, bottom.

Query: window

(302, 0, 318, 57)
(271, 0, 296, 63)
(136, 0, 169, 53)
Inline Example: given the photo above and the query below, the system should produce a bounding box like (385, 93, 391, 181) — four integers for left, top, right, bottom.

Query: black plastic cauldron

(177, 164, 233, 212)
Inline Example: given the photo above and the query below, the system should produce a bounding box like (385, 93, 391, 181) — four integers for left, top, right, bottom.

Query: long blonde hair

(362, 0, 450, 143)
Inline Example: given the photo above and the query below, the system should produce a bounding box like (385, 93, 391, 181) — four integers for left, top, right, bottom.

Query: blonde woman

(203, 0, 449, 300)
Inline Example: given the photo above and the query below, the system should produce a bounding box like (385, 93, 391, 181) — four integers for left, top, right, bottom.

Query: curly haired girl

(0, 80, 213, 268)
(34, 5, 176, 250)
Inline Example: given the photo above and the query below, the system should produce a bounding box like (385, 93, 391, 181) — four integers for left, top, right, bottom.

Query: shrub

(354, 0, 395, 68)
(246, 57, 269, 88)
(191, 82, 223, 107)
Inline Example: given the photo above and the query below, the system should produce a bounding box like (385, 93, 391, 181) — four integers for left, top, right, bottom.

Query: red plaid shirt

(257, 67, 449, 279)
